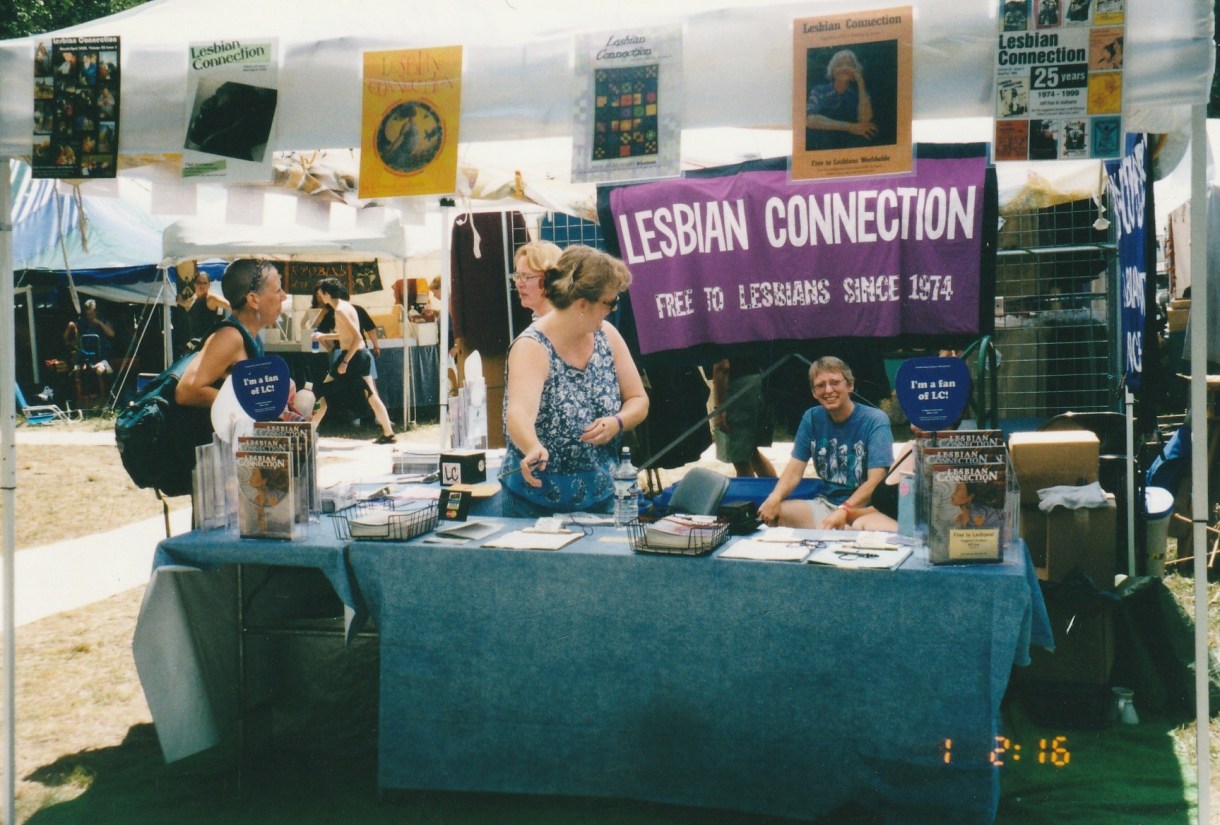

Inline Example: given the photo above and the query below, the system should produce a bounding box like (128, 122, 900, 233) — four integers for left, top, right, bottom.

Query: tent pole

(1187, 103, 1210, 825)
(439, 203, 452, 449)
(1, 155, 18, 825)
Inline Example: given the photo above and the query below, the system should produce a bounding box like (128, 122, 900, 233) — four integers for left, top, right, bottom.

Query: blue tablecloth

(134, 522, 1050, 823)
(347, 532, 1050, 825)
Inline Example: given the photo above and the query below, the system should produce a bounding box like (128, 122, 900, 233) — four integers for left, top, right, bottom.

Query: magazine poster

(182, 39, 279, 181)
(915, 443, 1007, 535)
(253, 420, 317, 518)
(32, 36, 121, 179)
(236, 434, 305, 524)
(358, 45, 462, 199)
(993, 0, 1124, 161)
(571, 25, 682, 184)
(791, 7, 913, 181)
(927, 461, 1007, 564)
(236, 450, 295, 539)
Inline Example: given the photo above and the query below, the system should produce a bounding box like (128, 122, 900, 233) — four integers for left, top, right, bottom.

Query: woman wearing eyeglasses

(501, 246, 648, 517)
(511, 240, 561, 318)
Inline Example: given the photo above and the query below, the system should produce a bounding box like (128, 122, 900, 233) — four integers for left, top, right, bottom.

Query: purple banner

(609, 157, 987, 354)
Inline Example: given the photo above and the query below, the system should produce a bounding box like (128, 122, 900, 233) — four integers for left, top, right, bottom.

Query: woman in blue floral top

(502, 246, 649, 516)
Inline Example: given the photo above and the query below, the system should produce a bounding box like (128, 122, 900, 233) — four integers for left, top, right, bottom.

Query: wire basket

(328, 497, 439, 541)
(627, 516, 730, 556)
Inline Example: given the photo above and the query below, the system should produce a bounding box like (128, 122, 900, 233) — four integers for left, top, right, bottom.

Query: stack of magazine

(231, 421, 317, 540)
(913, 429, 1018, 564)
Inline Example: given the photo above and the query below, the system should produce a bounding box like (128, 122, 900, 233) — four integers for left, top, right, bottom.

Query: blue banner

(1104, 133, 1148, 390)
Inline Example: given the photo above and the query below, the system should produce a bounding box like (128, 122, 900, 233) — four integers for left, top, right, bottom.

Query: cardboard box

(1020, 498, 1117, 591)
(440, 450, 486, 486)
(1016, 585, 1114, 685)
(1008, 431, 1099, 505)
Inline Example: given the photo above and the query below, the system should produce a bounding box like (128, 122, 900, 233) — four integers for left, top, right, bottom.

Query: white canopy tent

(0, 1, 1215, 823)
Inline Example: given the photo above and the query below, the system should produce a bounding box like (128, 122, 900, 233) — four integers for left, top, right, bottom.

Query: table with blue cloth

(132, 520, 364, 762)
(134, 520, 1051, 824)
(349, 531, 1050, 825)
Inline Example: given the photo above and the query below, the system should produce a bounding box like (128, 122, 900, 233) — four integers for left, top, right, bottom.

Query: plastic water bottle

(293, 381, 316, 417)
(613, 447, 639, 528)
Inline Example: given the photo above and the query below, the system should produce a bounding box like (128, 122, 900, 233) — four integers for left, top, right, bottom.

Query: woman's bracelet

(837, 502, 851, 513)
(613, 414, 624, 433)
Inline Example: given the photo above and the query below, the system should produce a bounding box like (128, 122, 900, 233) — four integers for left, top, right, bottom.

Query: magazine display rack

(627, 516, 730, 557)
(328, 498, 439, 541)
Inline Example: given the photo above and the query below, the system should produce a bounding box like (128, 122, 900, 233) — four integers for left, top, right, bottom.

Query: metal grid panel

(993, 196, 1117, 420)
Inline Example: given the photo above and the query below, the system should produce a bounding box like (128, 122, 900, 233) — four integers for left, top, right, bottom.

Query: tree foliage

(0, 0, 150, 40)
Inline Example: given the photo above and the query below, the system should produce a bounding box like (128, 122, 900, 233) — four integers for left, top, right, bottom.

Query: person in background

(187, 270, 231, 342)
(170, 284, 196, 360)
(501, 246, 648, 516)
(311, 277, 396, 444)
(759, 356, 893, 529)
(511, 240, 561, 319)
(63, 298, 116, 369)
(175, 259, 284, 453)
(710, 356, 776, 478)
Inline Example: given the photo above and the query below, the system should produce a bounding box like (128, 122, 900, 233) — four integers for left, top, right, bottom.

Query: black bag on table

(115, 319, 260, 496)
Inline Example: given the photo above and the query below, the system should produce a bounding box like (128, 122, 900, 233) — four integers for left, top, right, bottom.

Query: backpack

(115, 318, 261, 496)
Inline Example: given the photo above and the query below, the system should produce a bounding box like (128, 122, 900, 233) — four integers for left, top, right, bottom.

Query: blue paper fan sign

(894, 356, 972, 432)
(231, 356, 291, 422)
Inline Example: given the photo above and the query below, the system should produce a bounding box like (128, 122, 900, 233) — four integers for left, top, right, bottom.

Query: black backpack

(115, 318, 260, 496)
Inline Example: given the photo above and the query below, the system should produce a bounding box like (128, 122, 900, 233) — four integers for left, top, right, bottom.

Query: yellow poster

(791, 7, 913, 180)
(359, 46, 462, 199)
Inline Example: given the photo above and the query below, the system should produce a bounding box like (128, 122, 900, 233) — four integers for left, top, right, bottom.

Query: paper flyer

(358, 46, 462, 199)
(571, 25, 682, 184)
(32, 36, 121, 179)
(791, 7, 913, 181)
(993, 0, 1124, 161)
(182, 39, 279, 180)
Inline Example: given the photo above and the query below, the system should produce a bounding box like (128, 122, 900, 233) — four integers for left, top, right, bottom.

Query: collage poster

(570, 25, 682, 184)
(791, 7, 913, 181)
(994, 0, 1125, 161)
(182, 39, 280, 181)
(359, 45, 462, 199)
(32, 36, 120, 179)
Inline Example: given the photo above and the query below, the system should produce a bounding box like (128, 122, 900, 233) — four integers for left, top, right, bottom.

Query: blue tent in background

(9, 159, 187, 304)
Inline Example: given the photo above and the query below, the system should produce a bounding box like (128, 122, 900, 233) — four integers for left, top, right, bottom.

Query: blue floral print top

(502, 324, 621, 512)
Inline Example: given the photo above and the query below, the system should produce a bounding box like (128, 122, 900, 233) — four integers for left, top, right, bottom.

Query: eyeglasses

(812, 377, 847, 393)
(512, 270, 542, 284)
(599, 296, 620, 311)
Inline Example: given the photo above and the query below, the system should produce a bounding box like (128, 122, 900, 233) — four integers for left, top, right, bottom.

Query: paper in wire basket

(628, 514, 729, 556)
(328, 497, 439, 541)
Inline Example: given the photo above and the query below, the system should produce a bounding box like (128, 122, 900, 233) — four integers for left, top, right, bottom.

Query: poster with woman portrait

(791, 7, 912, 181)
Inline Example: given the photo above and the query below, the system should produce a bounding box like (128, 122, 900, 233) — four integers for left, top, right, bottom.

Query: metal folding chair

(16, 384, 81, 425)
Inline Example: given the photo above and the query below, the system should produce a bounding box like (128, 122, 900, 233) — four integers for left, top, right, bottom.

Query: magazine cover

(927, 462, 1007, 564)
(32, 36, 120, 179)
(571, 25, 682, 184)
(791, 7, 912, 180)
(358, 45, 462, 198)
(236, 450, 294, 539)
(253, 420, 316, 519)
(183, 39, 279, 180)
(915, 444, 1008, 536)
(993, 0, 1124, 161)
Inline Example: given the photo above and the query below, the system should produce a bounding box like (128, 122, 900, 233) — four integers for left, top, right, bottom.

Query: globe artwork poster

(359, 45, 462, 198)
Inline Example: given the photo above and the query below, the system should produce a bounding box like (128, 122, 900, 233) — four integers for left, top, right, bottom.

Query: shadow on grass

(995, 699, 1195, 825)
(23, 724, 884, 825)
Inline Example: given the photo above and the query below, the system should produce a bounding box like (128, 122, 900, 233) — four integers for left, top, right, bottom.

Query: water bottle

(293, 381, 316, 417)
(612, 447, 639, 528)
